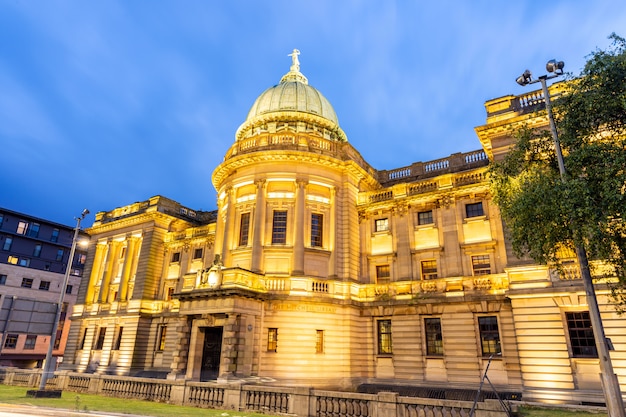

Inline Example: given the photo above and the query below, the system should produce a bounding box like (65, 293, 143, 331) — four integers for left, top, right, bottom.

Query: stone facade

(62, 56, 625, 406)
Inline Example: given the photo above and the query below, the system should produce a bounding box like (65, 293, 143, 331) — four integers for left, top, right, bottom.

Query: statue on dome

(288, 49, 300, 72)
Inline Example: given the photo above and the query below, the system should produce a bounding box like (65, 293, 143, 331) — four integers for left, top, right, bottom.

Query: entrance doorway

(200, 327, 223, 381)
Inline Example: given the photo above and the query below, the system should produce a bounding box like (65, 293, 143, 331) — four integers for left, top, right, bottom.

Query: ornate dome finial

(288, 49, 300, 72)
(280, 48, 308, 84)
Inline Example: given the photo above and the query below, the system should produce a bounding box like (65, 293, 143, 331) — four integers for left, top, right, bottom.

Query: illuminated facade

(62, 53, 625, 406)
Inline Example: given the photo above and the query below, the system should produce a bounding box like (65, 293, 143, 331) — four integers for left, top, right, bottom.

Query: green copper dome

(243, 49, 339, 127)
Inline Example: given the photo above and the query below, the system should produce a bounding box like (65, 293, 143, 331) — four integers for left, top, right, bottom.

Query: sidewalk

(0, 403, 146, 417)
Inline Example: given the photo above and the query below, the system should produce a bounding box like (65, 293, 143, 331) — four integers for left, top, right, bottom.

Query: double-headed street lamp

(38, 209, 89, 393)
(516, 61, 625, 417)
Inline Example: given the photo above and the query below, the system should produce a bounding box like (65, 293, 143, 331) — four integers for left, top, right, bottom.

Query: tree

(490, 33, 626, 309)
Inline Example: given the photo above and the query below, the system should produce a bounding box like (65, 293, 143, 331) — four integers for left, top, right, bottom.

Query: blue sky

(2, 1, 625, 226)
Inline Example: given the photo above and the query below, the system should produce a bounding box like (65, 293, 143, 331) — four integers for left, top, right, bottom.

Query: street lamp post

(38, 209, 89, 392)
(517, 61, 625, 417)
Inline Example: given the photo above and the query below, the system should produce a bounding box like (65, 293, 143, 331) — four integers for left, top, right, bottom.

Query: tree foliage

(490, 34, 626, 305)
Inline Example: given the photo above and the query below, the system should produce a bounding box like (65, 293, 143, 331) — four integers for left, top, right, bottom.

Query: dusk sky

(2, 1, 625, 227)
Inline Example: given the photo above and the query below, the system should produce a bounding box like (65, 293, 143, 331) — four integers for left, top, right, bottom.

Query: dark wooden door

(200, 327, 223, 381)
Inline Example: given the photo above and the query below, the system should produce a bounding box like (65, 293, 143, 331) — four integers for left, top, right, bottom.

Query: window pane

(0, 274, 6, 285)
(3, 237, 12, 251)
(51, 229, 59, 242)
(478, 316, 501, 356)
(421, 260, 438, 280)
(472, 255, 491, 275)
(375, 218, 389, 232)
(33, 244, 42, 257)
(171, 252, 180, 263)
(267, 328, 278, 352)
(24, 335, 37, 350)
(425, 318, 443, 356)
(95, 328, 106, 350)
(56, 249, 64, 261)
(157, 326, 167, 351)
(4, 334, 18, 349)
(566, 311, 597, 358)
(272, 211, 287, 244)
(239, 213, 251, 246)
(316, 330, 324, 354)
(193, 248, 203, 259)
(28, 223, 40, 238)
(376, 265, 390, 283)
(465, 202, 484, 218)
(311, 213, 323, 247)
(418, 210, 433, 225)
(21, 278, 33, 288)
(39, 280, 50, 291)
(16, 221, 28, 235)
(377, 319, 392, 354)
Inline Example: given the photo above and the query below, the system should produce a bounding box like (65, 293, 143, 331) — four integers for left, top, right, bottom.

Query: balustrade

(1, 369, 513, 417)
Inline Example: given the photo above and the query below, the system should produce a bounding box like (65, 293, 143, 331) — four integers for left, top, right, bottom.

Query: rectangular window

(24, 335, 37, 350)
(157, 325, 167, 351)
(0, 214, 3, 226)
(94, 327, 106, 350)
(316, 330, 324, 354)
(171, 252, 180, 263)
(21, 278, 33, 288)
(2, 237, 12, 251)
(478, 316, 501, 356)
(33, 244, 42, 257)
(66, 285, 73, 294)
(4, 334, 18, 349)
(166, 287, 175, 300)
(19, 258, 30, 267)
(267, 328, 278, 352)
(472, 255, 491, 275)
(418, 210, 434, 225)
(376, 264, 390, 283)
(239, 212, 251, 246)
(425, 318, 443, 356)
(16, 221, 28, 235)
(56, 249, 64, 261)
(375, 218, 389, 232)
(27, 223, 40, 238)
(78, 328, 88, 350)
(465, 202, 484, 218)
(113, 327, 123, 350)
(311, 213, 323, 247)
(421, 260, 438, 280)
(51, 229, 59, 242)
(0, 274, 6, 285)
(377, 319, 392, 354)
(272, 211, 287, 244)
(566, 311, 598, 358)
(77, 253, 87, 265)
(193, 248, 203, 259)
(39, 280, 50, 291)
(8, 256, 18, 265)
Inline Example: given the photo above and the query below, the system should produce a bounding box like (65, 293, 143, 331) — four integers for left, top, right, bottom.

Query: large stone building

(62, 52, 625, 406)
(0, 207, 89, 368)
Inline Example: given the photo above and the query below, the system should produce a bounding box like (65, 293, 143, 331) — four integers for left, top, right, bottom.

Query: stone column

(292, 179, 306, 275)
(85, 243, 107, 304)
(221, 187, 234, 267)
(168, 317, 192, 380)
(118, 236, 140, 301)
(251, 179, 266, 272)
(328, 186, 337, 278)
(219, 313, 240, 379)
(99, 241, 120, 304)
